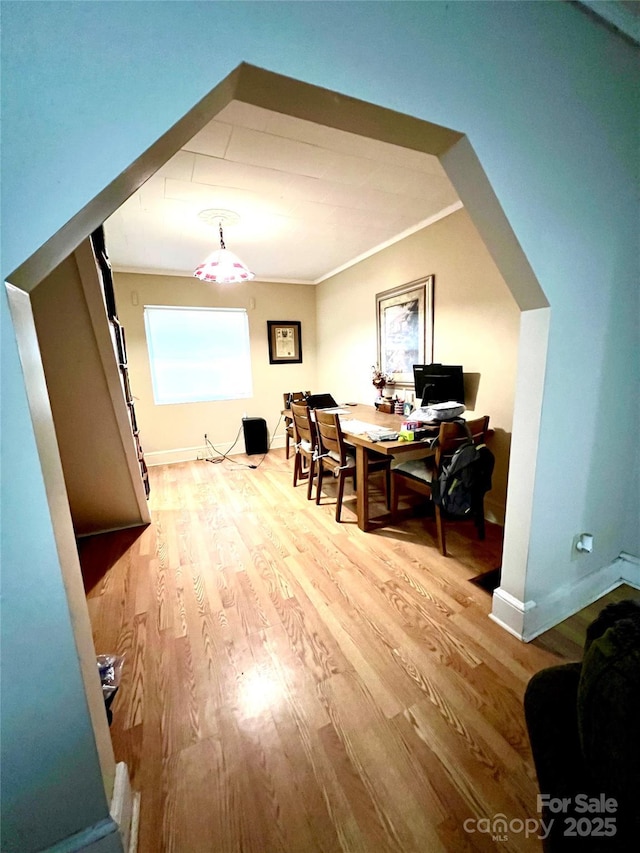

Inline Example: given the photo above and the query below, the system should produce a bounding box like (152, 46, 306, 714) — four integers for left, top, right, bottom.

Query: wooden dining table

(334, 404, 439, 531)
(282, 402, 440, 531)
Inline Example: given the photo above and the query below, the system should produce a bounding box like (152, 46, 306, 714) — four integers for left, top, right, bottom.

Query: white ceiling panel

(105, 100, 461, 283)
(320, 150, 378, 186)
(225, 126, 340, 179)
(191, 154, 292, 196)
(215, 101, 273, 132)
(163, 178, 287, 218)
(182, 121, 232, 158)
(262, 109, 446, 176)
(154, 150, 196, 181)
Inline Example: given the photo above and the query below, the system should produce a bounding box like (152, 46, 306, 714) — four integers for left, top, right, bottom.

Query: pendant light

(193, 216, 254, 284)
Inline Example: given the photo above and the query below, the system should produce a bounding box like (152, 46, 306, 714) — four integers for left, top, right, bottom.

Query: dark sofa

(524, 598, 640, 851)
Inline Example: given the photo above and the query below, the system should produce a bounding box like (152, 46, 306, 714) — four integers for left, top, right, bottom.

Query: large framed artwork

(267, 320, 303, 364)
(376, 275, 434, 386)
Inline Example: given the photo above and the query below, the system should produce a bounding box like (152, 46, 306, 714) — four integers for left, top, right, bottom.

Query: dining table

(333, 403, 439, 531)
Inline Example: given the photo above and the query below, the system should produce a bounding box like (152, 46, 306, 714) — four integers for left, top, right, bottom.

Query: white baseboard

(489, 588, 536, 639)
(110, 762, 135, 852)
(145, 436, 286, 466)
(145, 444, 209, 466)
(128, 792, 141, 853)
(490, 551, 640, 642)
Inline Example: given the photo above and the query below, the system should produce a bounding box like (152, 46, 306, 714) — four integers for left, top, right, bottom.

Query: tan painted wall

(31, 249, 150, 536)
(113, 273, 317, 463)
(114, 210, 517, 519)
(315, 208, 520, 522)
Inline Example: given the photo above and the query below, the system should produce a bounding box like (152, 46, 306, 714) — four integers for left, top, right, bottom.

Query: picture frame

(267, 320, 303, 364)
(376, 275, 434, 386)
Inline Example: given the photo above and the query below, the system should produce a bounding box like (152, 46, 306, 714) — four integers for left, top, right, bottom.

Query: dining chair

(390, 415, 491, 556)
(314, 409, 392, 522)
(283, 391, 309, 459)
(289, 401, 317, 500)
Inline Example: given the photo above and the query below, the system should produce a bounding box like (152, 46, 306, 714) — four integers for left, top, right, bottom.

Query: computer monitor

(413, 364, 465, 406)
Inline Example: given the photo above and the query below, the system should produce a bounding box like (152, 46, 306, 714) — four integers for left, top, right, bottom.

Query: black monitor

(413, 364, 465, 406)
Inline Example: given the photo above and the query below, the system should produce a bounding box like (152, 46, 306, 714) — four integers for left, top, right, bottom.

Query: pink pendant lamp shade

(193, 221, 254, 284)
(193, 249, 255, 283)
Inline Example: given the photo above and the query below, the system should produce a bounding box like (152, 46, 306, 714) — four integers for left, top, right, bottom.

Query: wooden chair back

(314, 409, 348, 466)
(283, 392, 309, 459)
(314, 409, 391, 522)
(391, 415, 491, 556)
(289, 402, 317, 499)
(290, 402, 316, 449)
(283, 391, 309, 409)
(436, 416, 490, 468)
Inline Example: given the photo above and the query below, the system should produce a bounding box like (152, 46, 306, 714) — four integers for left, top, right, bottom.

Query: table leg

(356, 444, 370, 531)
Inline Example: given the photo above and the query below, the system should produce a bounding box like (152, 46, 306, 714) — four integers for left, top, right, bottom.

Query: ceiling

(104, 4, 637, 286)
(105, 100, 461, 285)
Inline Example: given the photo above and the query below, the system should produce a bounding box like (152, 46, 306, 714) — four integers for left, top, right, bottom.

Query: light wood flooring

(80, 450, 636, 853)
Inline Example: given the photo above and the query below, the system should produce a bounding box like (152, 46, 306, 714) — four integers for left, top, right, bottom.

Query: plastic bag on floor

(97, 653, 124, 700)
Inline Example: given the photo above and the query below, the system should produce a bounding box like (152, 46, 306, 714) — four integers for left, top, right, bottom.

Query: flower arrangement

(371, 364, 393, 390)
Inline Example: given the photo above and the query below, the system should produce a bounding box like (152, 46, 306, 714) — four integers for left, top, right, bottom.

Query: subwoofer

(242, 417, 268, 455)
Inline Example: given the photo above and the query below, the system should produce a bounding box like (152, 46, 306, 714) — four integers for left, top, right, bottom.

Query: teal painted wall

(0, 287, 111, 852)
(1, 1, 638, 846)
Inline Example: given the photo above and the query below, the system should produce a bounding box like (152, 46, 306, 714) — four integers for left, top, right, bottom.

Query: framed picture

(267, 320, 303, 364)
(376, 275, 434, 386)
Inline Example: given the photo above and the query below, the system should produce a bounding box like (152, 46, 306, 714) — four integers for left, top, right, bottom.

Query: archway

(4, 63, 550, 799)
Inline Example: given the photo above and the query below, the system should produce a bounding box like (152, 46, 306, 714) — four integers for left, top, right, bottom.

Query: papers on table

(339, 419, 379, 435)
(341, 420, 398, 440)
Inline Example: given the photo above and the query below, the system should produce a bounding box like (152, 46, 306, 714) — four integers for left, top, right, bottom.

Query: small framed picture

(267, 321, 302, 364)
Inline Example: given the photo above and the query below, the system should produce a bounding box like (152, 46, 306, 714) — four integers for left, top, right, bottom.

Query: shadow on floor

(77, 524, 148, 594)
(468, 566, 502, 594)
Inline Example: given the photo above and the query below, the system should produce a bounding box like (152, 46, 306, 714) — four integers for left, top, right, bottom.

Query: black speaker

(242, 417, 268, 455)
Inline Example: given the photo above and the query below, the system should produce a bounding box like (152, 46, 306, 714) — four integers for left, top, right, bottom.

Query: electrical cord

(203, 412, 285, 469)
(204, 427, 244, 466)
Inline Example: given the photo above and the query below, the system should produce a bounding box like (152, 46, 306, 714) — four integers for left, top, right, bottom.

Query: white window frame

(143, 305, 253, 405)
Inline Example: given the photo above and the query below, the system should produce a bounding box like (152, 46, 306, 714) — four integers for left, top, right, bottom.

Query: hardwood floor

(79, 450, 635, 852)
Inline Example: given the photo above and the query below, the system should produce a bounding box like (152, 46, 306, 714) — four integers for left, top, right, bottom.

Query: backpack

(431, 438, 495, 518)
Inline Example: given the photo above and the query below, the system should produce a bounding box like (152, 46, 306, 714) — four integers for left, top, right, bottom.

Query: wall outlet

(571, 534, 581, 560)
(571, 532, 594, 559)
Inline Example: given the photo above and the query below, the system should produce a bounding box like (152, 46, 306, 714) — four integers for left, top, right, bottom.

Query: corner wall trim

(490, 552, 640, 642)
(110, 762, 134, 853)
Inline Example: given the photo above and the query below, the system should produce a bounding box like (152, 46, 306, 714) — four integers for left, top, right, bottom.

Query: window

(143, 306, 253, 404)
